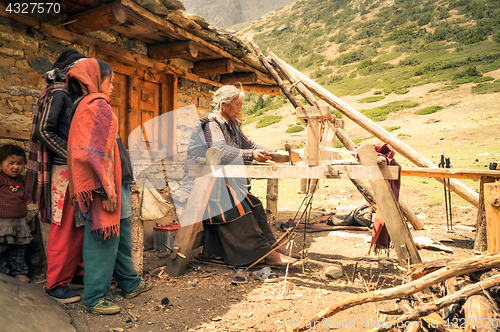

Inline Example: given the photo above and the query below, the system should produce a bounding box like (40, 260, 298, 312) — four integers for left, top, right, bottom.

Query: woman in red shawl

(66, 58, 153, 315)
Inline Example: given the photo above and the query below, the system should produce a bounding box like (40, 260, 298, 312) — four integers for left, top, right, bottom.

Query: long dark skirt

(202, 203, 276, 266)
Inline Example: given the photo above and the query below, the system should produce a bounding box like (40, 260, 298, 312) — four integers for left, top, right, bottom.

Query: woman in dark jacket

(180, 85, 293, 267)
(27, 49, 86, 303)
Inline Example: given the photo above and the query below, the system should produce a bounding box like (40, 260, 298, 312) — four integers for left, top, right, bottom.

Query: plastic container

(153, 223, 179, 251)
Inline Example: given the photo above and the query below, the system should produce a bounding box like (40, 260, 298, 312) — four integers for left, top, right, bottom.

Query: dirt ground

(31, 186, 479, 332)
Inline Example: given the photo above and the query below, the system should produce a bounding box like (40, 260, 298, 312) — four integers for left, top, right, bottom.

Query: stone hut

(0, 0, 278, 274)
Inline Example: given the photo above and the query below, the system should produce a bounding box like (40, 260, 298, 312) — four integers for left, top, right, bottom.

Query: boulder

(0, 274, 76, 332)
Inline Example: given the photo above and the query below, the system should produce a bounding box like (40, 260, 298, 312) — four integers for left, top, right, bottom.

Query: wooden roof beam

(0, 5, 222, 88)
(220, 73, 257, 85)
(118, 0, 272, 80)
(192, 59, 234, 76)
(67, 3, 128, 34)
(241, 85, 280, 95)
(149, 41, 198, 60)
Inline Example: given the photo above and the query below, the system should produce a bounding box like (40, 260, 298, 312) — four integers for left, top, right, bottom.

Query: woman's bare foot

(265, 251, 296, 266)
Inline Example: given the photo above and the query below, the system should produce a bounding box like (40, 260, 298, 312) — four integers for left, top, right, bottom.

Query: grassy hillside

(236, 0, 500, 207)
(240, 0, 500, 103)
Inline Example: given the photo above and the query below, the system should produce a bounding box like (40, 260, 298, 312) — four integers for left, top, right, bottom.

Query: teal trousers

(82, 217, 141, 306)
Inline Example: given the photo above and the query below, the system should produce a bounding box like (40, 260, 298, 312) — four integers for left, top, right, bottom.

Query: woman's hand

(253, 149, 271, 162)
(101, 199, 117, 213)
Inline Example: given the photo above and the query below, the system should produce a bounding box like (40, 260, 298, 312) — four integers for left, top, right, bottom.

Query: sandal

(252, 267, 280, 283)
(231, 269, 249, 285)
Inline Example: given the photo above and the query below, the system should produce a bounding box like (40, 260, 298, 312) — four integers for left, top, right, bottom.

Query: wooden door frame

(98, 56, 178, 154)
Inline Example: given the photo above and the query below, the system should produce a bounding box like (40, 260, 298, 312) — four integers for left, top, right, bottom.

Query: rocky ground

(31, 186, 479, 332)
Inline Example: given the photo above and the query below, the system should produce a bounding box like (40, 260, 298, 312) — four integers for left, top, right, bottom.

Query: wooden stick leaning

(248, 39, 302, 110)
(266, 49, 424, 230)
(280, 253, 500, 332)
(267, 50, 479, 208)
(372, 274, 500, 332)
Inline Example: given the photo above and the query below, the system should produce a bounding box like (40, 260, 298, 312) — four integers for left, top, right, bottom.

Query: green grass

(361, 100, 419, 121)
(471, 82, 500, 94)
(415, 106, 445, 115)
(286, 125, 305, 133)
(428, 88, 439, 93)
(374, 90, 383, 95)
(255, 115, 282, 128)
(358, 96, 385, 103)
(395, 89, 409, 94)
(353, 135, 375, 145)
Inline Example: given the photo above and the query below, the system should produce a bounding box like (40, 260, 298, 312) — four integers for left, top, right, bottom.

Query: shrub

(428, 88, 439, 93)
(359, 96, 385, 103)
(374, 90, 382, 95)
(441, 85, 459, 91)
(256, 115, 282, 128)
(286, 125, 305, 133)
(395, 89, 409, 94)
(331, 109, 343, 119)
(386, 126, 401, 132)
(453, 67, 482, 80)
(415, 106, 444, 115)
(399, 57, 421, 67)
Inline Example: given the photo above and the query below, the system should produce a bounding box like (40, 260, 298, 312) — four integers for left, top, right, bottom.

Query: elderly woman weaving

(179, 85, 292, 267)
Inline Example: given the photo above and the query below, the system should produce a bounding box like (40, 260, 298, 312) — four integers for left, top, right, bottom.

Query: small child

(0, 144, 31, 282)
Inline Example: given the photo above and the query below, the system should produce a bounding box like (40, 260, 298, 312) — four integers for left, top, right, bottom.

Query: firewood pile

(281, 253, 500, 332)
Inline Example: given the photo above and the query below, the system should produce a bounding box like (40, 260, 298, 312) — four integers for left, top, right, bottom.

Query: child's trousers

(0, 243, 28, 276)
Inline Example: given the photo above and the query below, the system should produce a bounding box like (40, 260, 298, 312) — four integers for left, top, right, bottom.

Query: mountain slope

(240, 0, 500, 96)
(182, 0, 295, 29)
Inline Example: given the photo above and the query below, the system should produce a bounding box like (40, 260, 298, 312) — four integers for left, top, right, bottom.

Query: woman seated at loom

(177, 85, 293, 267)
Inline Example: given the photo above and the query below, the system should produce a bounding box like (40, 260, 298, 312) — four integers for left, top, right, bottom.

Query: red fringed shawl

(67, 59, 121, 240)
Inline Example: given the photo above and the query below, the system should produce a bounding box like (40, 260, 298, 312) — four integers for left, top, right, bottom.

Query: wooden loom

(163, 58, 423, 276)
(163, 42, 500, 277)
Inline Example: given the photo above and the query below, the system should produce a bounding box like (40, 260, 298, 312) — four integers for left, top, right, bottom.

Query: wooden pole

(248, 39, 301, 110)
(357, 145, 421, 266)
(475, 177, 496, 252)
(485, 182, 500, 253)
(283, 253, 500, 332)
(267, 52, 480, 208)
(266, 179, 279, 225)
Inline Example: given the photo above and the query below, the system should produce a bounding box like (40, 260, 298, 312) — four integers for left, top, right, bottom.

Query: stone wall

(0, 17, 90, 143)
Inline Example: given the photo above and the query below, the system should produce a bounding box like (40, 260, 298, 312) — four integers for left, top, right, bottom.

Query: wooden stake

(485, 182, 500, 253)
(475, 177, 496, 252)
(266, 179, 279, 225)
(357, 144, 421, 266)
